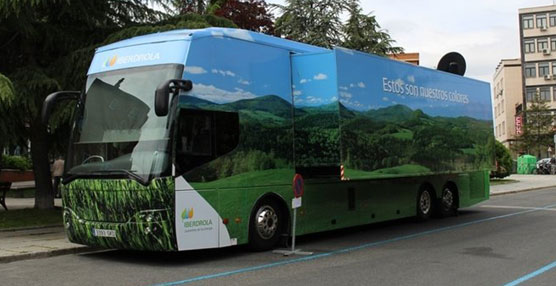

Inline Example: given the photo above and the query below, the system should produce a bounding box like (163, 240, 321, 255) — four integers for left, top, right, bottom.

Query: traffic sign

(292, 173, 304, 198)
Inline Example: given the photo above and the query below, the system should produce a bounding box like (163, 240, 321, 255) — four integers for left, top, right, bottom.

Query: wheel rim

(420, 190, 431, 214)
(255, 205, 278, 240)
(442, 188, 454, 210)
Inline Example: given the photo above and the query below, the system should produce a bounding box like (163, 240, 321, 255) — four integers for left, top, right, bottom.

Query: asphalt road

(2, 188, 556, 286)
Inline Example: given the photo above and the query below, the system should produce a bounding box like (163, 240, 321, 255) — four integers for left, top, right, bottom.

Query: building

(492, 59, 522, 156)
(517, 5, 556, 158)
(388, 52, 419, 65)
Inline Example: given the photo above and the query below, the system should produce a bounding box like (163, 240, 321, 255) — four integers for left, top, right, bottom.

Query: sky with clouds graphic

(182, 36, 291, 104)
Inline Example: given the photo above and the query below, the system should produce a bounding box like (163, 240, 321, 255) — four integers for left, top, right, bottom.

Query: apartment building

(492, 59, 522, 155)
(519, 5, 556, 109)
(517, 5, 556, 158)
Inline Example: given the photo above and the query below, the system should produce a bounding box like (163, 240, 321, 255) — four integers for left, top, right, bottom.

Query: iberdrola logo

(181, 208, 194, 220)
(103, 55, 118, 67)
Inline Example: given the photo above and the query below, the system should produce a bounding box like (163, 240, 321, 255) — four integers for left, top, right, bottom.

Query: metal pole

(291, 208, 297, 252)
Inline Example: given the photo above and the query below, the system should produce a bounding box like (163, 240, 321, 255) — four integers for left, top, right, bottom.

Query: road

(2, 187, 556, 286)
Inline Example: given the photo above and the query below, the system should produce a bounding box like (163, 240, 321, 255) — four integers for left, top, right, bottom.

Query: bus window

(176, 109, 239, 174)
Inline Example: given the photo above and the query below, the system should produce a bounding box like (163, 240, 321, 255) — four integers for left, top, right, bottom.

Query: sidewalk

(490, 174, 556, 195)
(1, 175, 555, 263)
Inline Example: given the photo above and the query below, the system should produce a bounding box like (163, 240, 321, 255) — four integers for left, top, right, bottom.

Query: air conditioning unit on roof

(545, 74, 552, 80)
(543, 48, 551, 55)
(541, 25, 548, 31)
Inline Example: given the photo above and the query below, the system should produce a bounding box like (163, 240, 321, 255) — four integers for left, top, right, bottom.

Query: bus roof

(96, 27, 328, 54)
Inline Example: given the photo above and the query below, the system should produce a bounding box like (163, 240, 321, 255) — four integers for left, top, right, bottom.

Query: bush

(0, 155, 32, 171)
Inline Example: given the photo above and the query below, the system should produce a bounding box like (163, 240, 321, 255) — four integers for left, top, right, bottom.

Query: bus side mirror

(41, 91, 80, 125)
(155, 79, 192, 117)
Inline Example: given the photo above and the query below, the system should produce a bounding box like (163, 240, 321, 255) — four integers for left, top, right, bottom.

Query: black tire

(439, 184, 458, 217)
(248, 198, 284, 251)
(416, 186, 434, 221)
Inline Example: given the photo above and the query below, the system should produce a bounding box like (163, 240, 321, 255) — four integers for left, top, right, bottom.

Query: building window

(551, 38, 556, 51)
(551, 13, 556, 26)
(540, 87, 551, 101)
(552, 62, 556, 75)
(502, 121, 505, 135)
(501, 99, 504, 113)
(524, 15, 534, 29)
(537, 14, 548, 28)
(539, 62, 550, 76)
(526, 87, 536, 101)
(524, 39, 536, 53)
(538, 38, 549, 52)
(525, 63, 537, 78)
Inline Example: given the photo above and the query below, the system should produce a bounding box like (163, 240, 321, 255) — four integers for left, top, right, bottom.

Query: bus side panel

(176, 37, 296, 246)
(334, 48, 494, 184)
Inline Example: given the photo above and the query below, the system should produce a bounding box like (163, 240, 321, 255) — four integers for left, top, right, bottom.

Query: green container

(517, 155, 537, 174)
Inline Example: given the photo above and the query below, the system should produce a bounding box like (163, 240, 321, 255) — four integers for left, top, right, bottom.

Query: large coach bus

(42, 28, 493, 252)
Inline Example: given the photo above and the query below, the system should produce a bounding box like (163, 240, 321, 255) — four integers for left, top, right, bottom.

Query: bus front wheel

(249, 198, 284, 251)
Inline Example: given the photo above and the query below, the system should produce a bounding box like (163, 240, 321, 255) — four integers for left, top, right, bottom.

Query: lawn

(0, 208, 62, 229)
(490, 179, 519, 185)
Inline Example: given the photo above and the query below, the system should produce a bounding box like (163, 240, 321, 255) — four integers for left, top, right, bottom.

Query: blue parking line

(153, 203, 556, 286)
(504, 260, 556, 286)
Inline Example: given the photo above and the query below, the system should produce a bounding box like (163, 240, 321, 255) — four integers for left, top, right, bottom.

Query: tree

(274, 0, 403, 54)
(0, 1, 235, 209)
(214, 0, 274, 34)
(514, 91, 554, 158)
(274, 0, 352, 48)
(492, 140, 512, 178)
(0, 73, 17, 162)
(342, 3, 403, 55)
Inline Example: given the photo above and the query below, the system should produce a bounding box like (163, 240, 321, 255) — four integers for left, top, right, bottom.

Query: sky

(266, 0, 556, 84)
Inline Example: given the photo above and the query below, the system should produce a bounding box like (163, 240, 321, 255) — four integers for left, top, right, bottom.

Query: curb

(490, 185, 556, 196)
(0, 246, 97, 264)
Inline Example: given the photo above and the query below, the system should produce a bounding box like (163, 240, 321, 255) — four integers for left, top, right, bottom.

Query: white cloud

(300, 78, 310, 84)
(211, 69, 236, 77)
(313, 73, 328, 80)
(184, 66, 207, 74)
(350, 83, 355, 88)
(306, 96, 323, 104)
(340, 91, 352, 98)
(190, 83, 256, 103)
(382, 97, 389, 102)
(330, 96, 338, 101)
(238, 79, 250, 85)
(357, 82, 366, 88)
(339, 86, 349, 91)
(293, 90, 302, 96)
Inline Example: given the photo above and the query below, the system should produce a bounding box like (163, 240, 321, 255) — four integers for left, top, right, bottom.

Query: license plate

(92, 228, 116, 238)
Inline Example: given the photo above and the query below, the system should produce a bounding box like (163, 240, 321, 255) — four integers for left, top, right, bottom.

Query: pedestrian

(52, 156, 64, 198)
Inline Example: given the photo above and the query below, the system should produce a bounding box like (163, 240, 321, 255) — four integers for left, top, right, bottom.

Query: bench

(0, 182, 12, 211)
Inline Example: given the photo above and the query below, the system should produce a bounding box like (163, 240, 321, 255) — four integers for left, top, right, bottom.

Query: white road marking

(481, 205, 556, 212)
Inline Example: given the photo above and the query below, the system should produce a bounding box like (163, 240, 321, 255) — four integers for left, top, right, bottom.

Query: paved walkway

(490, 174, 556, 195)
(1, 175, 555, 263)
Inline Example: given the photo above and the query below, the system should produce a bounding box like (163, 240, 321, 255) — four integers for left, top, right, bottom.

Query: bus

(42, 28, 493, 252)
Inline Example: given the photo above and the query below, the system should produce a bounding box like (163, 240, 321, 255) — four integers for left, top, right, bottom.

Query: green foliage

(492, 140, 512, 178)
(0, 73, 15, 149)
(274, 0, 403, 54)
(1, 154, 32, 170)
(342, 3, 403, 55)
(274, 0, 350, 48)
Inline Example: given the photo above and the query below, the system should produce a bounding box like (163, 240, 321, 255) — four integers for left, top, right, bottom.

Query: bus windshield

(66, 64, 184, 184)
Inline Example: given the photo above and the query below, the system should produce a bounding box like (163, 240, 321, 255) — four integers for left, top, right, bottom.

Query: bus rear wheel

(439, 184, 458, 217)
(416, 186, 434, 221)
(249, 198, 284, 251)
